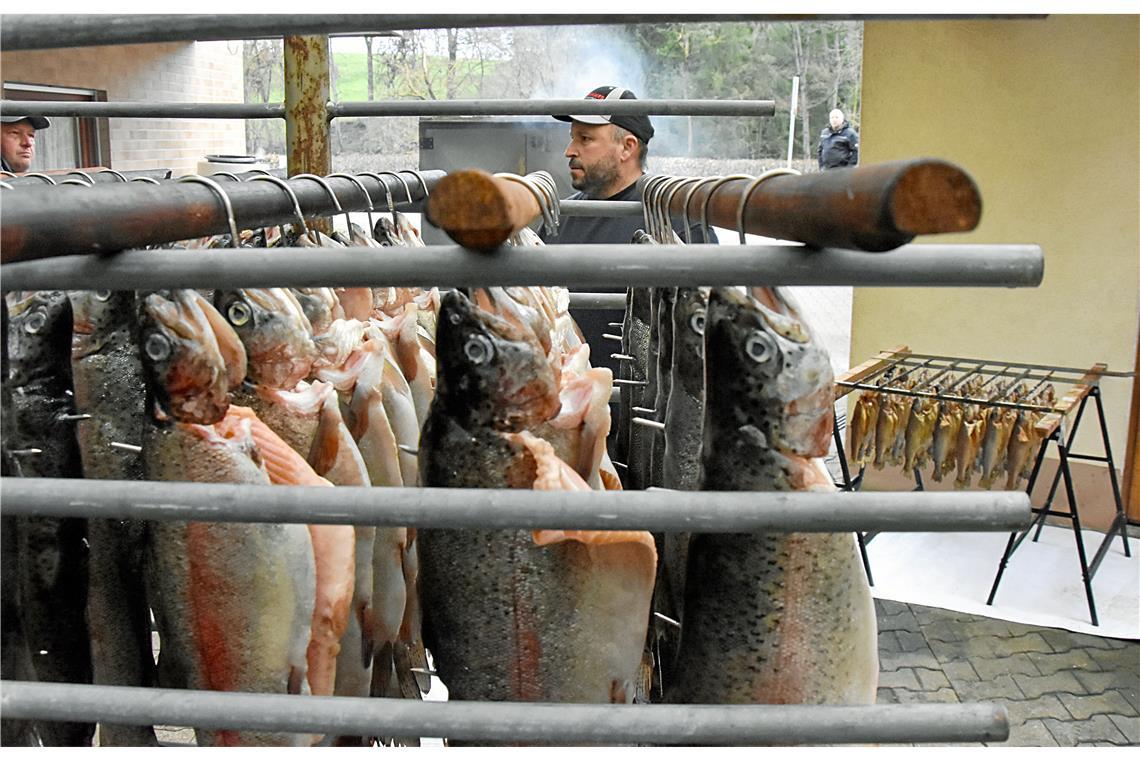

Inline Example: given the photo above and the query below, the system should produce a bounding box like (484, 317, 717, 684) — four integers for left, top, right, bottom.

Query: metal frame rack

(0, 13, 1047, 746)
(832, 347, 1133, 625)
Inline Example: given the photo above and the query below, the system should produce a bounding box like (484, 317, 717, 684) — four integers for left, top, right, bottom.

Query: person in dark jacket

(818, 108, 859, 170)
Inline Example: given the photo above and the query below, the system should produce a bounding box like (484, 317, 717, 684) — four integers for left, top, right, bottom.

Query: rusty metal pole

(284, 34, 332, 234)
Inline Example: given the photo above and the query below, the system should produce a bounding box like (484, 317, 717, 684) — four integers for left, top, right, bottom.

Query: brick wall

(1, 41, 246, 177)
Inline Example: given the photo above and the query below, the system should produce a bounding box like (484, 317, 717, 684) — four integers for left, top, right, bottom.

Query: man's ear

(621, 133, 639, 161)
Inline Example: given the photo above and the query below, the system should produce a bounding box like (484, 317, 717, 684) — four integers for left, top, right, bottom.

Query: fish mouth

(71, 320, 95, 336)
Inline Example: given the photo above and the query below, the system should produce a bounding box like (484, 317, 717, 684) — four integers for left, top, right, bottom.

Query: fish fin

(393, 643, 425, 701)
(358, 601, 376, 669)
(370, 641, 395, 699)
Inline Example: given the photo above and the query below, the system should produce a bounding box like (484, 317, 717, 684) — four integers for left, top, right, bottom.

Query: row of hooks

(2, 168, 433, 249)
(640, 168, 801, 244)
(492, 170, 560, 237)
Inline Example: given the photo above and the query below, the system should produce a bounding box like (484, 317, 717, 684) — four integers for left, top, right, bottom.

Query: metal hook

(357, 171, 398, 231)
(0, 170, 15, 178)
(529, 171, 560, 232)
(96, 169, 129, 182)
(735, 168, 801, 245)
(0, 181, 13, 190)
(375, 171, 413, 206)
(399, 169, 429, 201)
(58, 178, 93, 187)
(179, 174, 240, 248)
(495, 172, 554, 236)
(21, 172, 56, 185)
(291, 174, 347, 239)
(699, 174, 752, 243)
(244, 168, 271, 176)
(640, 175, 670, 239)
(327, 172, 375, 240)
(209, 171, 244, 183)
(249, 174, 310, 238)
(130, 176, 161, 185)
(681, 176, 722, 244)
(661, 176, 698, 244)
(67, 170, 96, 185)
(652, 176, 684, 242)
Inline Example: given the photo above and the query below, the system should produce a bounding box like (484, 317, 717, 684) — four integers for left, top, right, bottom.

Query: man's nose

(20, 134, 34, 147)
(564, 142, 576, 158)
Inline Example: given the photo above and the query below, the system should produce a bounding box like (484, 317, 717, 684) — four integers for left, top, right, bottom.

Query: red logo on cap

(587, 92, 606, 100)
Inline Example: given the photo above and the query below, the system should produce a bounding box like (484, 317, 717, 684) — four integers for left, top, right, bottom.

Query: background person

(1, 115, 50, 173)
(818, 108, 859, 170)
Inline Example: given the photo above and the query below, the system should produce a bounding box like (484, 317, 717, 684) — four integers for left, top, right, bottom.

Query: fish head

(214, 288, 317, 390)
(290, 287, 343, 335)
(435, 290, 560, 431)
(704, 287, 834, 458)
(6, 290, 73, 385)
(69, 289, 135, 348)
(139, 290, 246, 425)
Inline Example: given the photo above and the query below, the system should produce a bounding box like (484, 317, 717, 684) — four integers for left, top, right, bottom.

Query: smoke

(530, 26, 647, 102)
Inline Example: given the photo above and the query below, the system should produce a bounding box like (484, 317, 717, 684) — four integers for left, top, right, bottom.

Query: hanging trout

(667, 287, 878, 707)
(418, 291, 654, 739)
(6, 290, 94, 747)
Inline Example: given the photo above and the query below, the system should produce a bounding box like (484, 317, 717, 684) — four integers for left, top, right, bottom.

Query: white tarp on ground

(865, 524, 1139, 640)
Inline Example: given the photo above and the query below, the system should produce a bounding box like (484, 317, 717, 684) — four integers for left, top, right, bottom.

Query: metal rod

(284, 35, 331, 185)
(900, 352, 1132, 379)
(0, 100, 284, 119)
(0, 478, 1031, 533)
(643, 159, 982, 252)
(838, 380, 1056, 413)
(0, 15, 815, 51)
(1, 168, 172, 186)
(0, 171, 442, 264)
(560, 200, 643, 218)
(568, 292, 628, 310)
(0, 681, 1010, 745)
(330, 98, 775, 118)
(0, 244, 1045, 291)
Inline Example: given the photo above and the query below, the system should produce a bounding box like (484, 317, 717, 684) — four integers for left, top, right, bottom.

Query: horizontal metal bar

(1, 171, 442, 264)
(0, 681, 1009, 745)
(0, 100, 285, 120)
(1064, 453, 1108, 463)
(886, 358, 1093, 387)
(0, 478, 1031, 533)
(838, 380, 1056, 413)
(900, 352, 1133, 379)
(560, 199, 644, 217)
(0, 244, 1045, 291)
(0, 15, 826, 51)
(331, 99, 775, 118)
(568, 292, 628, 310)
(1, 168, 173, 186)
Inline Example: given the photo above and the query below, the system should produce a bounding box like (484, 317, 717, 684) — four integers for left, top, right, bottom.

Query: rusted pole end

(426, 169, 541, 251)
(890, 159, 982, 236)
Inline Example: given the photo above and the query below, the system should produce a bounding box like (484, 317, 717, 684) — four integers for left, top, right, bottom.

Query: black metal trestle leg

(1032, 396, 1089, 542)
(833, 413, 874, 586)
(1092, 388, 1131, 558)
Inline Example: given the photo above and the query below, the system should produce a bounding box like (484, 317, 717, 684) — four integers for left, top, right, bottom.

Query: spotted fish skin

(647, 287, 676, 488)
(70, 289, 159, 746)
(419, 292, 652, 733)
(6, 291, 94, 746)
(667, 287, 878, 707)
(619, 286, 652, 490)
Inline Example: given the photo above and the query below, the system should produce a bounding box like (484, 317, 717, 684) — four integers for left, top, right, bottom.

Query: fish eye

(23, 311, 46, 334)
(689, 310, 706, 335)
(226, 301, 252, 327)
(144, 333, 172, 362)
(94, 290, 113, 302)
(464, 334, 495, 365)
(448, 312, 462, 325)
(744, 332, 778, 364)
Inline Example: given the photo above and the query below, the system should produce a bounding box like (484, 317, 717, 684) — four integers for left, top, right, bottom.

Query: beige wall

(854, 16, 1139, 518)
(1, 41, 245, 177)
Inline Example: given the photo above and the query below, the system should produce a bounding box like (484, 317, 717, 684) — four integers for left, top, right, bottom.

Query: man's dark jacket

(818, 122, 860, 169)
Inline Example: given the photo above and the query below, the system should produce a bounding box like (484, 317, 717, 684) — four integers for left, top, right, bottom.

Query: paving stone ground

(874, 598, 1139, 747)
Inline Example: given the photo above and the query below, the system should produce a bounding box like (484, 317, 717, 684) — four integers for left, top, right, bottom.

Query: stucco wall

(1, 41, 245, 177)
(854, 16, 1139, 518)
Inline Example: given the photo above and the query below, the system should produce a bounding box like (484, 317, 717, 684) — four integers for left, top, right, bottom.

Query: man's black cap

(554, 86, 654, 143)
(1, 114, 51, 130)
